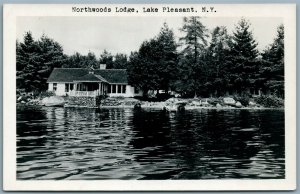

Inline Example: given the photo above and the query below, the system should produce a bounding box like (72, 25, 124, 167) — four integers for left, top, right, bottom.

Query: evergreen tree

(38, 35, 67, 90)
(176, 16, 209, 97)
(113, 53, 128, 69)
(99, 49, 113, 69)
(261, 24, 284, 97)
(156, 23, 178, 92)
(16, 32, 43, 92)
(83, 51, 98, 69)
(227, 18, 259, 94)
(63, 52, 85, 68)
(207, 26, 232, 96)
(16, 32, 65, 92)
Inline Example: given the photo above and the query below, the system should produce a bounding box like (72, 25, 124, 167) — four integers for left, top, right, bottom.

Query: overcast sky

(17, 17, 283, 57)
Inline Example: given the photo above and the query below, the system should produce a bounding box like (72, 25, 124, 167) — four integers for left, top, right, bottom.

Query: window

(65, 84, 69, 92)
(122, 85, 126, 93)
(108, 85, 111, 93)
(112, 85, 116, 93)
(118, 85, 122, 93)
(134, 87, 139, 94)
(53, 83, 57, 91)
(70, 84, 74, 91)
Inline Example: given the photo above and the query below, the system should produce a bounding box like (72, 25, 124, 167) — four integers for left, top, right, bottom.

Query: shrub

(234, 95, 250, 106)
(255, 95, 284, 108)
(38, 91, 55, 98)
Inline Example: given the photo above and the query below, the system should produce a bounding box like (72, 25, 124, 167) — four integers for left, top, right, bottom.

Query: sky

(16, 16, 283, 57)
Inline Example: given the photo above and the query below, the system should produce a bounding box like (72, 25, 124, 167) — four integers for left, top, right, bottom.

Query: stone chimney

(100, 64, 106, 69)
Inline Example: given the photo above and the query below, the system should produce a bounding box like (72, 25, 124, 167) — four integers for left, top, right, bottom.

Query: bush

(38, 91, 55, 98)
(255, 95, 284, 108)
(234, 95, 250, 106)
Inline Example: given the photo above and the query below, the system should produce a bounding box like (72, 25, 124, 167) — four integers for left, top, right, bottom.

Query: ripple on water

(17, 107, 285, 180)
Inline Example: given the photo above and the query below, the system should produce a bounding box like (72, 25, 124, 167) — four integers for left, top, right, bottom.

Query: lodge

(47, 64, 143, 97)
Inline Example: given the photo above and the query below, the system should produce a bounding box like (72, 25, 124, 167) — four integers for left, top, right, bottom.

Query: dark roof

(95, 69, 128, 84)
(47, 68, 128, 84)
(74, 73, 108, 82)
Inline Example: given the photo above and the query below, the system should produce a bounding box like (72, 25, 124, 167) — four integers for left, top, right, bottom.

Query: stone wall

(67, 96, 96, 107)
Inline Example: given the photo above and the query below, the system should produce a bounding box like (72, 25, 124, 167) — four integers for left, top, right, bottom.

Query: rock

(192, 100, 201, 106)
(223, 97, 236, 105)
(249, 101, 256, 107)
(216, 103, 222, 108)
(201, 98, 210, 106)
(17, 96, 23, 102)
(235, 101, 242, 108)
(42, 96, 65, 107)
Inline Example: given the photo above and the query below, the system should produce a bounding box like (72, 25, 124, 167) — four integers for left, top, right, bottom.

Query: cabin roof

(47, 68, 128, 84)
(73, 73, 108, 83)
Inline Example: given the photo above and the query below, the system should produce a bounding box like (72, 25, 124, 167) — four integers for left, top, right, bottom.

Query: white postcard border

(3, 4, 296, 191)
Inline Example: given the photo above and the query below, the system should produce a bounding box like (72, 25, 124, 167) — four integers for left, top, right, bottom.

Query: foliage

(16, 18, 284, 99)
(233, 95, 250, 106)
(255, 95, 284, 108)
(38, 91, 56, 98)
(113, 53, 128, 69)
(99, 49, 114, 69)
(206, 26, 232, 96)
(17, 32, 66, 92)
(226, 18, 260, 94)
(174, 17, 209, 97)
(127, 23, 178, 95)
(261, 24, 284, 97)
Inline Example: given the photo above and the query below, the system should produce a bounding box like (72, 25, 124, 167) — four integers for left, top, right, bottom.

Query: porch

(68, 82, 108, 97)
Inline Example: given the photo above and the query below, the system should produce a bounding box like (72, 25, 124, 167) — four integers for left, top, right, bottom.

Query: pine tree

(227, 18, 259, 95)
(38, 35, 67, 90)
(261, 24, 284, 97)
(63, 52, 85, 68)
(99, 50, 113, 69)
(177, 16, 209, 97)
(16, 32, 42, 92)
(207, 26, 232, 96)
(113, 53, 128, 69)
(16, 32, 66, 92)
(156, 23, 178, 93)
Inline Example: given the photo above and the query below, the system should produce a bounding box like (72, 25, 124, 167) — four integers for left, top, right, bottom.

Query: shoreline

(18, 103, 283, 110)
(17, 96, 285, 110)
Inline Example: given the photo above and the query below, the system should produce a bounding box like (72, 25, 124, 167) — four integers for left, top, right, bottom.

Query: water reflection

(17, 106, 285, 180)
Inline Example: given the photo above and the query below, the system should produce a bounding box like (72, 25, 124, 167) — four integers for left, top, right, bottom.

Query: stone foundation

(67, 96, 96, 107)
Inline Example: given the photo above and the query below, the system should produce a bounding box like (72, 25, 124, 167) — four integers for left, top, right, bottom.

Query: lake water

(17, 106, 285, 180)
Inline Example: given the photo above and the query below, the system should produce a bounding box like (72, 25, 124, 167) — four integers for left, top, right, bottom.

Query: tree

(176, 17, 209, 97)
(63, 52, 85, 68)
(261, 24, 284, 97)
(180, 16, 208, 63)
(16, 32, 65, 92)
(227, 18, 259, 95)
(17, 32, 43, 92)
(113, 53, 128, 69)
(37, 35, 67, 90)
(127, 39, 161, 96)
(156, 23, 178, 92)
(83, 51, 98, 69)
(127, 23, 178, 97)
(206, 26, 232, 96)
(99, 49, 113, 69)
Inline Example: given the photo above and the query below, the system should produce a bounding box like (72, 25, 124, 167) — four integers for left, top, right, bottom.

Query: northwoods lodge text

(71, 6, 216, 13)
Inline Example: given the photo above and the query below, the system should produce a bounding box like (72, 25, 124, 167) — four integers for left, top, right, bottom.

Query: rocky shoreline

(17, 95, 284, 110)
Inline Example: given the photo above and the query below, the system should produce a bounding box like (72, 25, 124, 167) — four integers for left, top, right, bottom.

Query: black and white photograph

(3, 4, 296, 191)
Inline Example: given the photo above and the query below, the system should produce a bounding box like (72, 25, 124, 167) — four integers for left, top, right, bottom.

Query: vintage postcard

(3, 4, 296, 191)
